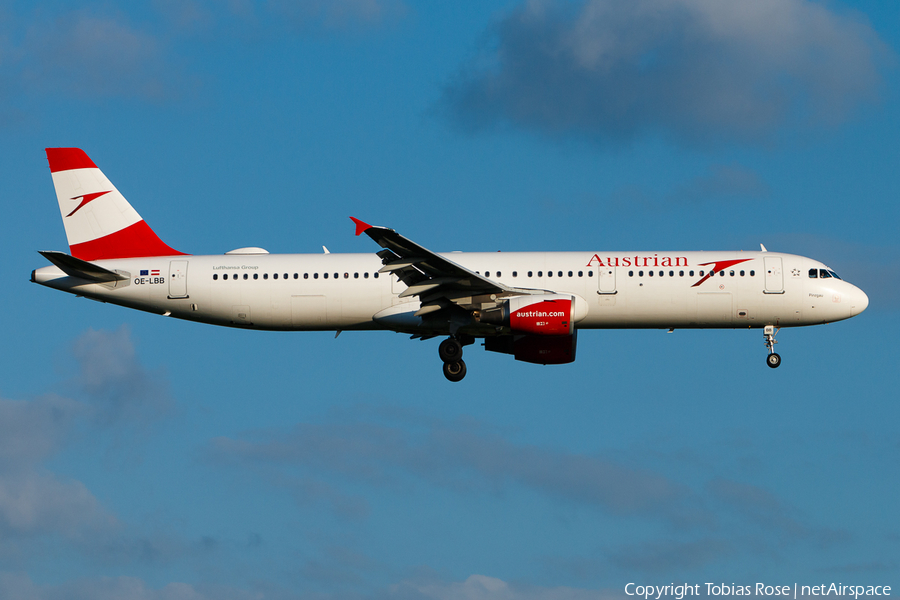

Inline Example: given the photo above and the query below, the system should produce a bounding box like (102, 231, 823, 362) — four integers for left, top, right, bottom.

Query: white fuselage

(32, 250, 868, 333)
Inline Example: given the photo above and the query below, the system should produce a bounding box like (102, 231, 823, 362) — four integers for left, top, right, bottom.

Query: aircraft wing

(351, 218, 535, 317)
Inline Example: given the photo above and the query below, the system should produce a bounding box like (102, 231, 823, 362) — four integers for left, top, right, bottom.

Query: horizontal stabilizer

(39, 251, 128, 283)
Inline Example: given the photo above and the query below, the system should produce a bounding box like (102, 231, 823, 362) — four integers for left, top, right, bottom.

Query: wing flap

(353, 221, 508, 297)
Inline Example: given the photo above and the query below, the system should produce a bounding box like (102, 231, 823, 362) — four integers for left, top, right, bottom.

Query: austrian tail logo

(66, 191, 111, 217)
(691, 259, 752, 287)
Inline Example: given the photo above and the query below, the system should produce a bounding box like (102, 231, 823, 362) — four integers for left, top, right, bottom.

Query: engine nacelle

(484, 332, 577, 365)
(480, 294, 577, 336)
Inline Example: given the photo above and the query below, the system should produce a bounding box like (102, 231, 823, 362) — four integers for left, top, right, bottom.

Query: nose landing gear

(439, 335, 472, 382)
(764, 325, 781, 368)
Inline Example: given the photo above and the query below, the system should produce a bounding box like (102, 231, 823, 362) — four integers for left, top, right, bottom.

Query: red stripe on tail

(46, 148, 98, 173)
(69, 221, 187, 261)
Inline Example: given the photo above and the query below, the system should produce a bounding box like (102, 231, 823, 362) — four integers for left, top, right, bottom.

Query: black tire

(443, 359, 467, 382)
(439, 337, 463, 363)
(766, 353, 782, 369)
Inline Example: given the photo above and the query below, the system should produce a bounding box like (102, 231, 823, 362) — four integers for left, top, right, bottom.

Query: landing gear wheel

(443, 359, 467, 382)
(439, 337, 463, 363)
(763, 325, 781, 370)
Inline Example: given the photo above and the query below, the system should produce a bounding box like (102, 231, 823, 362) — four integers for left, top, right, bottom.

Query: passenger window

(313, 273, 318, 279)
(334, 273, 338, 279)
(629, 271, 634, 277)
(578, 271, 583, 277)
(244, 273, 248, 280)
(639, 271, 644, 277)
(284, 273, 288, 279)
(809, 269, 818, 278)
(679, 271, 684, 276)
(304, 273, 309, 279)
(223, 273, 228, 280)
(669, 271, 674, 277)
(364, 272, 369, 278)
(344, 273, 349, 279)
(659, 271, 663, 276)
(649, 270, 654, 277)
(699, 271, 704, 276)
(568, 271, 573, 277)
(354, 273, 359, 279)
(374, 273, 379, 278)
(273, 273, 278, 279)
(558, 271, 563, 277)
(740, 270, 745, 276)
(729, 270, 734, 276)
(512, 271, 518, 277)
(213, 274, 218, 280)
(294, 273, 298, 279)
(538, 271, 543, 277)
(750, 270, 755, 276)
(588, 271, 593, 277)
(485, 271, 490, 277)
(254, 273, 259, 280)
(547, 271, 552, 277)
(497, 271, 502, 278)
(528, 271, 533, 277)
(690, 270, 694, 277)
(323, 273, 328, 279)
(263, 273, 268, 280)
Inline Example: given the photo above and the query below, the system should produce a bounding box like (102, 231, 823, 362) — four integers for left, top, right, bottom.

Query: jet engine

(479, 294, 578, 336)
(481, 294, 580, 364)
(484, 332, 577, 365)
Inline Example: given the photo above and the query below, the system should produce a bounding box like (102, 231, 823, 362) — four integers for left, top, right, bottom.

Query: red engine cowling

(484, 332, 577, 365)
(481, 294, 574, 336)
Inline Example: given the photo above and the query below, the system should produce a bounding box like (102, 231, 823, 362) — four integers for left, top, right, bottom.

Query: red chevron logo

(66, 191, 111, 217)
(691, 258, 753, 287)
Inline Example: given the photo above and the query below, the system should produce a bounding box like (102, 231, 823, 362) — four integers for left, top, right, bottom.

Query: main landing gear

(439, 335, 472, 382)
(764, 325, 781, 369)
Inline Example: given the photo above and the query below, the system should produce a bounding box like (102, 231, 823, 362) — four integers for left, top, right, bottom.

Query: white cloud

(208, 418, 706, 527)
(443, 0, 890, 146)
(389, 574, 621, 600)
(20, 12, 174, 101)
(72, 326, 173, 427)
(0, 471, 114, 540)
(0, 328, 173, 555)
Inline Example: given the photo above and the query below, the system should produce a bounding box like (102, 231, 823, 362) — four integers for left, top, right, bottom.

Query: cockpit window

(829, 270, 842, 280)
(819, 269, 831, 279)
(809, 269, 818, 278)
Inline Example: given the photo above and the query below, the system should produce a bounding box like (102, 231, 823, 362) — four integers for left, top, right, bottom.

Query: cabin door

(168, 260, 189, 299)
(764, 257, 784, 294)
(597, 266, 617, 294)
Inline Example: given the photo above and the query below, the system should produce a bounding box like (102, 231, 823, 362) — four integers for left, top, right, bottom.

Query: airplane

(32, 148, 869, 382)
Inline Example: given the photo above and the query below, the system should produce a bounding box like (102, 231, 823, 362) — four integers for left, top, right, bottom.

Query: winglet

(350, 217, 372, 236)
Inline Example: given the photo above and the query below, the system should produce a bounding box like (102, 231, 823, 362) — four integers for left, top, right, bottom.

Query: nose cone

(850, 286, 869, 317)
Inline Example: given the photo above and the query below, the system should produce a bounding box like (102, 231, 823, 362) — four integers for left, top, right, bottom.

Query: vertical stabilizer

(45, 148, 185, 260)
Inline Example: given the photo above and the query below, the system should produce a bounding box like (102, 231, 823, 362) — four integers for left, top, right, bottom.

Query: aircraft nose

(850, 286, 869, 316)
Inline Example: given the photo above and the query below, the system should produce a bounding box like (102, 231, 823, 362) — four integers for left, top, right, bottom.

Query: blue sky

(2, 1, 898, 598)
